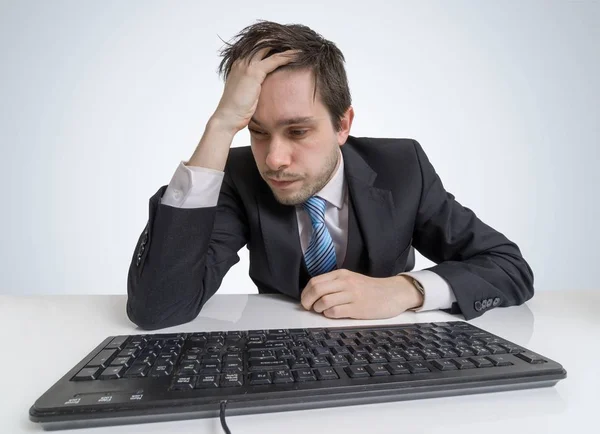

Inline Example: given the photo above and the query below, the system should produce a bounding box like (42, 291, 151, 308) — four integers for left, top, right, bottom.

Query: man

(126, 20, 534, 330)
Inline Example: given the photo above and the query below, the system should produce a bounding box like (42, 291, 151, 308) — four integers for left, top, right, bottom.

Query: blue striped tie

(303, 196, 337, 277)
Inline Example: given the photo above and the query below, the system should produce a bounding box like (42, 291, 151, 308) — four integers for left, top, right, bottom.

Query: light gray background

(1, 0, 598, 295)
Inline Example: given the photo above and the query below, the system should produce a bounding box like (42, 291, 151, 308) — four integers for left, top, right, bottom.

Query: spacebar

(248, 360, 288, 371)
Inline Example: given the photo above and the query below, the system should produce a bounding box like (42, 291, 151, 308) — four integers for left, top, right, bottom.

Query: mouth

(267, 178, 300, 188)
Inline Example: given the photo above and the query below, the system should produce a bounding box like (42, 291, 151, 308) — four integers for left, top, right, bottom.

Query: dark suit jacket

(127, 136, 534, 330)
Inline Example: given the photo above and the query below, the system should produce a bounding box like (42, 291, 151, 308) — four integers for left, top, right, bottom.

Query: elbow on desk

(125, 298, 200, 331)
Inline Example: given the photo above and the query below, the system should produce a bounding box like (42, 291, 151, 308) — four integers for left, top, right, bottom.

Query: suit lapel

(341, 143, 400, 277)
(255, 183, 302, 299)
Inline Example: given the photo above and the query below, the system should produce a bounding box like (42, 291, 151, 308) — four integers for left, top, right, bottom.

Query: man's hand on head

(300, 269, 424, 319)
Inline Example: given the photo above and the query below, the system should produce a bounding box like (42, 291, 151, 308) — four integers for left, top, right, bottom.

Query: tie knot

(303, 196, 326, 225)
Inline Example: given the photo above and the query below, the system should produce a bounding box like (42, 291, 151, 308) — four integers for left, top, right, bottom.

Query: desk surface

(2, 290, 598, 434)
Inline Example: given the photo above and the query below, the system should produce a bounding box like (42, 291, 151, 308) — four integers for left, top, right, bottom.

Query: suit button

(474, 301, 483, 311)
(493, 297, 501, 307)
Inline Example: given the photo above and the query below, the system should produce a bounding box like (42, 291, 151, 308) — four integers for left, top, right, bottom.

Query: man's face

(249, 68, 353, 205)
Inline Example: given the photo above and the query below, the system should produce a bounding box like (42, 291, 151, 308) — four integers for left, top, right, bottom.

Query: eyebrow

(250, 116, 317, 128)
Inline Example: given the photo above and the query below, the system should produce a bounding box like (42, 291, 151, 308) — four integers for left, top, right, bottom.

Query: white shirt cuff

(399, 270, 457, 312)
(160, 161, 225, 208)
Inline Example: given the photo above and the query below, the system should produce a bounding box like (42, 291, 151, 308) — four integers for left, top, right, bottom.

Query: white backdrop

(1, 0, 598, 295)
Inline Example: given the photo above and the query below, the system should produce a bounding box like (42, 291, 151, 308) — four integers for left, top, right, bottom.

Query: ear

(336, 106, 355, 146)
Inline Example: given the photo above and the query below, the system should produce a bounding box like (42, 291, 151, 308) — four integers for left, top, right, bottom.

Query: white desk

(2, 291, 598, 433)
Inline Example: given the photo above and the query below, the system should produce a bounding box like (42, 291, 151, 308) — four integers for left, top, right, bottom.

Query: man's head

(217, 20, 354, 205)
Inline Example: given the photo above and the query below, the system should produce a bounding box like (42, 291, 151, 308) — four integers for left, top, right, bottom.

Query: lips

(268, 178, 298, 187)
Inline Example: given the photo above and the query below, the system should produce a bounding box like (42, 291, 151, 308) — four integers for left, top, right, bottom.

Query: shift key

(249, 360, 289, 371)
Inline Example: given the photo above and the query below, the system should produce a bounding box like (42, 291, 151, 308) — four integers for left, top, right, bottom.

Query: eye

(290, 130, 307, 137)
(248, 128, 266, 136)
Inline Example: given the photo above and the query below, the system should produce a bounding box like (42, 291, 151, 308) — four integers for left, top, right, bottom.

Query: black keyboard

(29, 321, 566, 430)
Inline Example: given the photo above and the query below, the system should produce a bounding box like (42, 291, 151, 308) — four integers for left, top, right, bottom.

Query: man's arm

(126, 149, 248, 330)
(410, 139, 534, 320)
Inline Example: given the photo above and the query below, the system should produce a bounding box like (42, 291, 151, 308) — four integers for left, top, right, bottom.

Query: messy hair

(217, 20, 352, 132)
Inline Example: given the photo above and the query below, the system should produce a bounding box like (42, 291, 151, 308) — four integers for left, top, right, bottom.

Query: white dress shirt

(160, 149, 457, 312)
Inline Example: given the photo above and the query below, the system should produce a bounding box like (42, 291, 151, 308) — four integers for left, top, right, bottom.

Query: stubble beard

(270, 146, 340, 206)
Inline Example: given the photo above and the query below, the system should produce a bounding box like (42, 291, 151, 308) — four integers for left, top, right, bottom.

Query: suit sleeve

(410, 139, 534, 320)
(126, 164, 248, 330)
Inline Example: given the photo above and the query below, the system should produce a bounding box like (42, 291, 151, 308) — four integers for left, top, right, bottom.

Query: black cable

(220, 400, 232, 434)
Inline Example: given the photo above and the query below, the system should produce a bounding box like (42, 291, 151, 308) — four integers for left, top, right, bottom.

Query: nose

(265, 140, 292, 171)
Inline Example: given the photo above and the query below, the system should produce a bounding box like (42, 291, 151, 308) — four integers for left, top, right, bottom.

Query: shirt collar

(312, 147, 345, 209)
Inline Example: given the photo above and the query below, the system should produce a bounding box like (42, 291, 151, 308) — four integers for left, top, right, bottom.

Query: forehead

(253, 68, 328, 126)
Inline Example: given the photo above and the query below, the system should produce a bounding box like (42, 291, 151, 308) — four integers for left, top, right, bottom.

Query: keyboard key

(272, 369, 294, 384)
(221, 372, 244, 387)
(329, 354, 349, 366)
(469, 357, 494, 368)
(249, 372, 272, 385)
(293, 369, 317, 382)
(150, 363, 173, 377)
(171, 376, 195, 390)
(452, 358, 476, 369)
(315, 367, 339, 380)
(431, 360, 458, 371)
(73, 366, 102, 381)
(195, 374, 219, 388)
(199, 363, 221, 374)
(486, 355, 513, 366)
(104, 336, 129, 350)
(499, 343, 524, 354)
(179, 361, 201, 375)
(86, 349, 117, 368)
(385, 363, 411, 375)
(348, 354, 369, 365)
(290, 357, 310, 369)
(344, 365, 370, 378)
(223, 361, 243, 372)
(124, 364, 149, 378)
(367, 352, 388, 363)
(249, 360, 288, 371)
(366, 364, 391, 376)
(99, 365, 126, 380)
(407, 361, 430, 373)
(309, 356, 330, 368)
(110, 356, 133, 367)
(515, 352, 547, 364)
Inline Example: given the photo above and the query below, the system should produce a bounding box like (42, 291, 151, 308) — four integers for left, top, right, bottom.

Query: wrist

(396, 275, 424, 310)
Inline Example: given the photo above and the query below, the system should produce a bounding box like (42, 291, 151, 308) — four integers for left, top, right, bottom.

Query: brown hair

(217, 20, 352, 132)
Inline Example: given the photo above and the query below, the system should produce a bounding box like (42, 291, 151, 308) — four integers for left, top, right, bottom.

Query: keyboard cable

(220, 400, 232, 434)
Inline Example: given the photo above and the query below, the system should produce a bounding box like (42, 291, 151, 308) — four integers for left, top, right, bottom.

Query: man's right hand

(212, 45, 302, 135)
